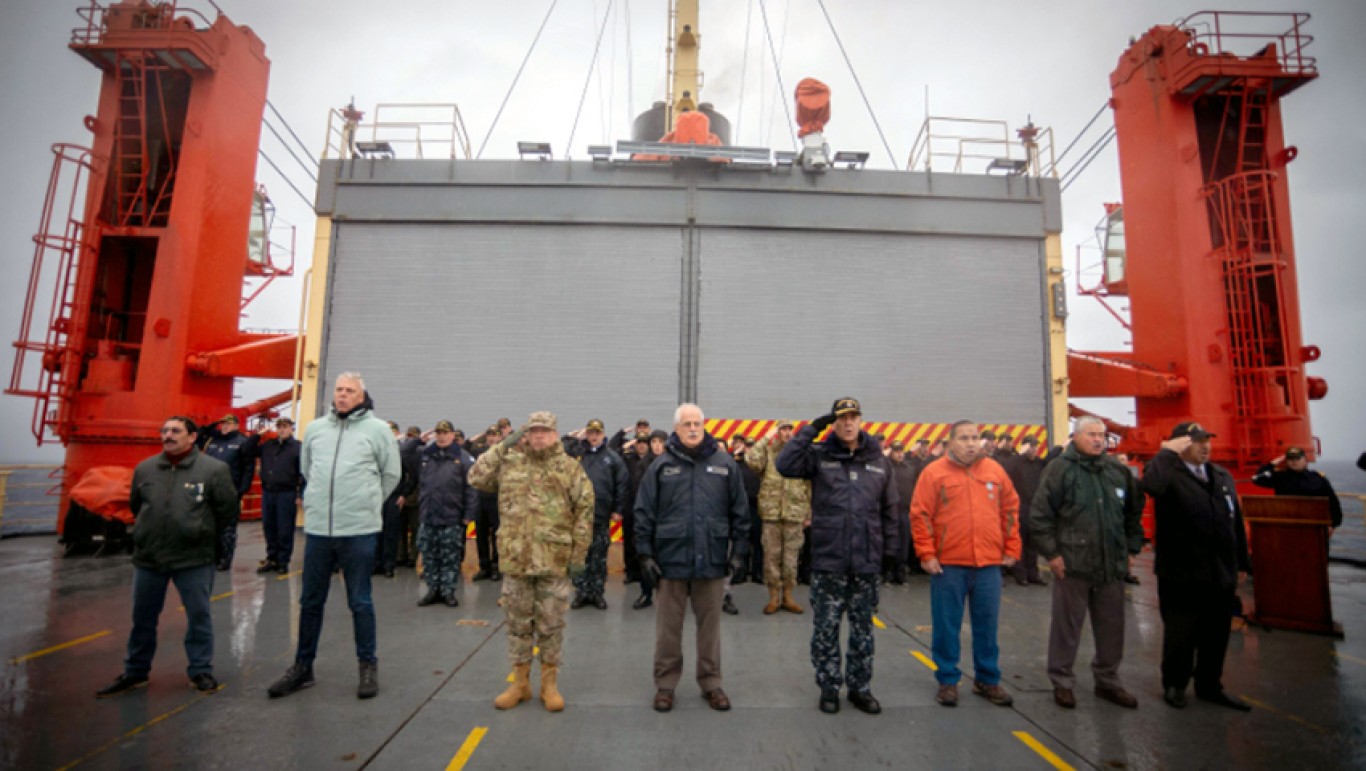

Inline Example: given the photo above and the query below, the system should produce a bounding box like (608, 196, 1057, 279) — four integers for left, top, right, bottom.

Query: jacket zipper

(328, 420, 348, 536)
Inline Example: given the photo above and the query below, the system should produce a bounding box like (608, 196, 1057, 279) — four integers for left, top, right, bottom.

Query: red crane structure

(1068, 11, 1326, 481)
(6, 1, 296, 549)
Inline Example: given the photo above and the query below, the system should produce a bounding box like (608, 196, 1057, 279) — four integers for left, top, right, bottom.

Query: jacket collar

(820, 429, 881, 461)
(157, 447, 201, 470)
(667, 432, 718, 462)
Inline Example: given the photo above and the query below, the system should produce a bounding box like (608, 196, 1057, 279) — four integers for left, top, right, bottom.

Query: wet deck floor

(2, 527, 1364, 770)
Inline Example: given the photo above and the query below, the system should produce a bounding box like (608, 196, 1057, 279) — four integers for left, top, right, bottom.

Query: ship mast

(665, 0, 701, 133)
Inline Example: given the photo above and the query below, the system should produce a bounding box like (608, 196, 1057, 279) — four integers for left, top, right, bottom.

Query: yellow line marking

(276, 570, 301, 581)
(1240, 695, 1328, 734)
(179, 591, 234, 612)
(1012, 731, 1075, 771)
(56, 691, 218, 770)
(9, 630, 112, 664)
(872, 616, 886, 629)
(445, 727, 488, 771)
(1332, 650, 1366, 667)
(910, 651, 938, 671)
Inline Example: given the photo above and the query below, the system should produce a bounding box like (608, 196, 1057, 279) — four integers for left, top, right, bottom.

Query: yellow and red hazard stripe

(704, 418, 1048, 448)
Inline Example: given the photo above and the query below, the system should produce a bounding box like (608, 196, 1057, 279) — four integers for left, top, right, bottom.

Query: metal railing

(322, 103, 472, 161)
(907, 116, 1056, 176)
(71, 1, 217, 46)
(1176, 10, 1316, 75)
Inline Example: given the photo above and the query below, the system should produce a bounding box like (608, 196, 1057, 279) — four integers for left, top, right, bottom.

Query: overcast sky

(1, 0, 1361, 463)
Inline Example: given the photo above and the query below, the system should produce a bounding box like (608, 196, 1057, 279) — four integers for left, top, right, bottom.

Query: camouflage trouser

(573, 520, 610, 599)
(503, 574, 572, 667)
(417, 523, 465, 595)
(762, 520, 804, 588)
(810, 572, 880, 692)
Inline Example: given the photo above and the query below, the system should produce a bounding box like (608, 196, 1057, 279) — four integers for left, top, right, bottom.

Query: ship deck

(2, 526, 1365, 771)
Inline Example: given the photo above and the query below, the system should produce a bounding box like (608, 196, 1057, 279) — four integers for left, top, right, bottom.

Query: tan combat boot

(540, 664, 566, 712)
(781, 584, 804, 614)
(763, 586, 782, 615)
(494, 663, 532, 709)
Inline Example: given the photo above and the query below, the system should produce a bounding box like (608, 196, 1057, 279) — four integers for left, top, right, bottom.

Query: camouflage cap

(434, 419, 455, 432)
(485, 425, 500, 436)
(777, 419, 796, 430)
(526, 411, 558, 431)
(585, 418, 605, 432)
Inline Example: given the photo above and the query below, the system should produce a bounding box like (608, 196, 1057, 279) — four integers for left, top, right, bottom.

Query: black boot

(418, 588, 442, 606)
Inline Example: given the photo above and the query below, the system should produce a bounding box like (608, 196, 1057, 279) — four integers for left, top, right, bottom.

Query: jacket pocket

(655, 519, 690, 567)
(533, 527, 573, 573)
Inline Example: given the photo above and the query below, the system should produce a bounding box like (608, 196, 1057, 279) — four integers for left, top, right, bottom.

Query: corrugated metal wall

(323, 223, 685, 433)
(695, 228, 1046, 424)
(323, 221, 1046, 432)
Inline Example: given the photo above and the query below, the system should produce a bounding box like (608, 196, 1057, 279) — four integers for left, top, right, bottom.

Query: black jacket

(775, 425, 899, 575)
(635, 433, 751, 580)
(130, 449, 240, 571)
(257, 436, 303, 494)
(1030, 444, 1144, 584)
(200, 428, 256, 497)
(565, 439, 629, 528)
(397, 436, 422, 505)
(1004, 454, 1046, 520)
(622, 450, 654, 520)
(1142, 449, 1251, 589)
(419, 442, 479, 527)
(1251, 463, 1342, 527)
(890, 458, 920, 519)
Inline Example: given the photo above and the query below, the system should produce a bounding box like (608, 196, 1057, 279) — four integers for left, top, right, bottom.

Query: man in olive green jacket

(471, 411, 593, 713)
(1030, 416, 1144, 710)
(97, 416, 239, 699)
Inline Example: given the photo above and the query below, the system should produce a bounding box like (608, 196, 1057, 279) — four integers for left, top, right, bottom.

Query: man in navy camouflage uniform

(565, 419, 628, 610)
(777, 398, 899, 715)
(417, 420, 479, 607)
(200, 414, 256, 571)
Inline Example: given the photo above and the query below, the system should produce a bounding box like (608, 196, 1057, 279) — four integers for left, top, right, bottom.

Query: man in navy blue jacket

(256, 417, 303, 574)
(777, 397, 899, 715)
(635, 403, 750, 714)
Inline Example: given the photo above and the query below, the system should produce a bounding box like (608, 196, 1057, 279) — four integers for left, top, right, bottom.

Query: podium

(1243, 495, 1343, 638)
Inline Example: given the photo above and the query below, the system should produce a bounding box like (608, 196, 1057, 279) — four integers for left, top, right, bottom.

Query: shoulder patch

(662, 466, 683, 477)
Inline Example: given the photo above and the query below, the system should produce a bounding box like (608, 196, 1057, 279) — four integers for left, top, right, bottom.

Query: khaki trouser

(1046, 575, 1126, 691)
(762, 520, 803, 587)
(502, 575, 572, 667)
(653, 577, 726, 692)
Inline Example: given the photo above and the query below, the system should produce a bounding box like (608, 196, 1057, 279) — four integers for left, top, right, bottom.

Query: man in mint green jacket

(268, 372, 400, 701)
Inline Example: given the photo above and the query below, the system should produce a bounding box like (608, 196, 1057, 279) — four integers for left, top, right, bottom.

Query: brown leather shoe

(705, 688, 732, 711)
(763, 587, 781, 615)
(936, 683, 958, 707)
(1095, 686, 1138, 709)
(972, 680, 1014, 706)
(1053, 687, 1076, 709)
(780, 585, 804, 614)
(653, 688, 674, 712)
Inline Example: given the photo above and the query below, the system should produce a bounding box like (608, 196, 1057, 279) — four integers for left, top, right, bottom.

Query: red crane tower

(1068, 11, 1326, 481)
(7, 1, 297, 550)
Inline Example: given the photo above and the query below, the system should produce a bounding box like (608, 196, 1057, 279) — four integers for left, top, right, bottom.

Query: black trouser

(797, 526, 813, 584)
(1011, 506, 1041, 583)
(622, 506, 641, 581)
(747, 497, 763, 579)
(397, 502, 420, 564)
(1157, 577, 1235, 694)
(475, 494, 500, 571)
(375, 494, 401, 571)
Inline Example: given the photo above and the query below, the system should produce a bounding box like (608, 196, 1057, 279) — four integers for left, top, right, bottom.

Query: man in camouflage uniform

(470, 411, 593, 712)
(745, 420, 812, 615)
(564, 419, 628, 610)
(416, 421, 478, 608)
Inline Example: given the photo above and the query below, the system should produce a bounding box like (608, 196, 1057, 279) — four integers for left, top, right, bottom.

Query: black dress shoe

(472, 569, 492, 582)
(593, 595, 607, 610)
(276, 564, 290, 575)
(571, 594, 588, 609)
(444, 593, 460, 608)
(96, 673, 149, 699)
(418, 588, 442, 607)
(1197, 690, 1251, 711)
(722, 595, 739, 615)
(256, 561, 278, 575)
(384, 568, 396, 579)
(847, 689, 882, 714)
(632, 595, 653, 610)
(819, 688, 840, 714)
(1163, 686, 1187, 709)
(489, 570, 503, 581)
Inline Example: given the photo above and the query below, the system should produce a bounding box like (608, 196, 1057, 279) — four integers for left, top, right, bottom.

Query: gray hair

(674, 403, 705, 424)
(336, 371, 366, 390)
(1074, 416, 1106, 433)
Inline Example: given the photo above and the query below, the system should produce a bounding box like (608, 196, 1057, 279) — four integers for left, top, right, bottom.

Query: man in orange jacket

(911, 420, 1021, 708)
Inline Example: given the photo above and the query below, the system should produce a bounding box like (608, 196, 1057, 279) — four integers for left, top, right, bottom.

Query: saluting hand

(1160, 436, 1193, 454)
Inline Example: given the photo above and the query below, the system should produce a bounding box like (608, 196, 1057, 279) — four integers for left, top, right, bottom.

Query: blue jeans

(296, 533, 378, 666)
(261, 491, 298, 566)
(125, 564, 215, 677)
(930, 565, 1003, 686)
